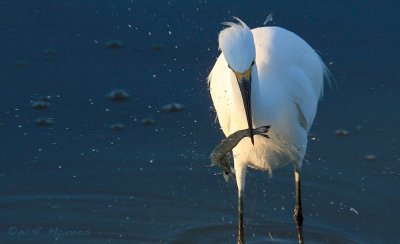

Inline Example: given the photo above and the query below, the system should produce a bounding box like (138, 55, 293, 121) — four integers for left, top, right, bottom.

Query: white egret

(208, 18, 329, 244)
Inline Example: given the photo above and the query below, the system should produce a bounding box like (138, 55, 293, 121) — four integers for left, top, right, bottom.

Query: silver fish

(210, 125, 270, 181)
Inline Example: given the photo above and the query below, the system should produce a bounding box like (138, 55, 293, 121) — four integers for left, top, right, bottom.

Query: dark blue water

(0, 1, 399, 243)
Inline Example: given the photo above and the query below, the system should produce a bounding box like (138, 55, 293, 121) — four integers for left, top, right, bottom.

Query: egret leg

(293, 168, 304, 244)
(238, 189, 245, 244)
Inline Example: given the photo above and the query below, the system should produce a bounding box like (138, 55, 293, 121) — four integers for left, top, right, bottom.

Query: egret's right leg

(235, 165, 247, 244)
(238, 189, 244, 244)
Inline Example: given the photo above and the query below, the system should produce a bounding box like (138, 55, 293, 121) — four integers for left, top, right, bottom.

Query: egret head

(218, 18, 256, 144)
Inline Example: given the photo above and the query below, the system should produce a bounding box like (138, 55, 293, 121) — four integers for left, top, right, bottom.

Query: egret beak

(234, 67, 254, 145)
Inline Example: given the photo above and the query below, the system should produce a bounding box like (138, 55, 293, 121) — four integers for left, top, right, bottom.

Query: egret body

(208, 18, 328, 243)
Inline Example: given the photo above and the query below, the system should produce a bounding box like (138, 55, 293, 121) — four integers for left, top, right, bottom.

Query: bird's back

(209, 26, 327, 172)
(251, 26, 325, 101)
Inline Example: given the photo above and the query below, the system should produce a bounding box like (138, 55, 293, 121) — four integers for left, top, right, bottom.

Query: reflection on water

(0, 193, 364, 243)
(174, 223, 362, 243)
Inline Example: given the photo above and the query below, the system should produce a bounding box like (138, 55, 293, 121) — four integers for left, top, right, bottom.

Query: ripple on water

(172, 222, 364, 244)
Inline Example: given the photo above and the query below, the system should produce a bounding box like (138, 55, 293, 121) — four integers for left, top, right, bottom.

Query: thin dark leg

(238, 190, 245, 244)
(294, 168, 304, 244)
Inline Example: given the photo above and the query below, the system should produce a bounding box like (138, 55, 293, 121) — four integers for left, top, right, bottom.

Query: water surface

(0, 1, 399, 243)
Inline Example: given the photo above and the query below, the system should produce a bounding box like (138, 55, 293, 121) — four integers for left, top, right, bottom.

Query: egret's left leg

(293, 164, 304, 244)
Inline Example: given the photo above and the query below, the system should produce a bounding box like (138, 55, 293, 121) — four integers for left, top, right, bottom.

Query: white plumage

(209, 19, 327, 192)
(208, 19, 328, 243)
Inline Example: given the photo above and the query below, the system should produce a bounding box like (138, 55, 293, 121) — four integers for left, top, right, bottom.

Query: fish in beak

(234, 65, 254, 145)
